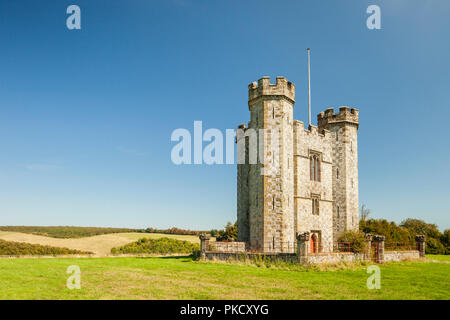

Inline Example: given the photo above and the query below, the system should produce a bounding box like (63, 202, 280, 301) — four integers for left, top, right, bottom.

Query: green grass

(0, 256, 448, 300)
(426, 255, 450, 262)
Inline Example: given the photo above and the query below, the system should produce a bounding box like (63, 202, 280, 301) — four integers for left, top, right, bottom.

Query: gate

(371, 243, 378, 263)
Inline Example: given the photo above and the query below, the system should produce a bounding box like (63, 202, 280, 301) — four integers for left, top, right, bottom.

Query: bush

(111, 237, 200, 255)
(360, 219, 412, 243)
(425, 238, 447, 255)
(216, 222, 237, 241)
(0, 239, 91, 255)
(144, 227, 200, 236)
(441, 230, 449, 252)
(338, 231, 367, 253)
(360, 218, 448, 255)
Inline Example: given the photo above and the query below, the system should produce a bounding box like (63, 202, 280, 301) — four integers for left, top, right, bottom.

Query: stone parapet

(248, 76, 295, 104)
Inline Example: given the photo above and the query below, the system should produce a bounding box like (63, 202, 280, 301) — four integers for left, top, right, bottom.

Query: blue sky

(0, 0, 449, 230)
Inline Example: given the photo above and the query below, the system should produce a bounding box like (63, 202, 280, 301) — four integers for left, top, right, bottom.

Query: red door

(310, 234, 317, 253)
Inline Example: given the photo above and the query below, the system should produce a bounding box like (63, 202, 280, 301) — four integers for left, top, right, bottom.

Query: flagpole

(307, 48, 311, 127)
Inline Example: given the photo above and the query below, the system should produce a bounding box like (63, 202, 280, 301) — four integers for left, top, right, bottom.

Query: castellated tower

(237, 76, 295, 252)
(318, 107, 359, 242)
(237, 76, 359, 253)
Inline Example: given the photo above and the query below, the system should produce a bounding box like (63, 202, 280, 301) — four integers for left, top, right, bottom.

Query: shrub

(111, 237, 200, 255)
(216, 222, 237, 241)
(0, 239, 91, 255)
(144, 227, 201, 236)
(338, 231, 367, 253)
(425, 237, 447, 255)
(441, 230, 449, 252)
(360, 219, 412, 243)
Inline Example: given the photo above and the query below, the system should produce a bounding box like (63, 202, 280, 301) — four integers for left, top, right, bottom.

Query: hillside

(0, 231, 201, 256)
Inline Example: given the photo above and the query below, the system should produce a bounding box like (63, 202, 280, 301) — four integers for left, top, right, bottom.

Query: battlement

(248, 76, 295, 103)
(317, 106, 359, 129)
(294, 120, 331, 139)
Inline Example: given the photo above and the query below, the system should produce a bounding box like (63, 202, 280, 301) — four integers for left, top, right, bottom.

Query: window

(310, 153, 321, 182)
(311, 194, 320, 215)
(336, 132, 339, 141)
(336, 168, 339, 179)
(337, 206, 340, 218)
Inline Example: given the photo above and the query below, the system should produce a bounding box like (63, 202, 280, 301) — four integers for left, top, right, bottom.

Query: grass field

(0, 231, 200, 256)
(0, 256, 448, 299)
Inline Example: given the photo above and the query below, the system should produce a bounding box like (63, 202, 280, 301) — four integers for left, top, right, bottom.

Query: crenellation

(317, 106, 359, 131)
(248, 76, 295, 103)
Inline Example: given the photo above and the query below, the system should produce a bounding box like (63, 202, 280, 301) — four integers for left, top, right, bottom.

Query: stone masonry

(237, 76, 360, 253)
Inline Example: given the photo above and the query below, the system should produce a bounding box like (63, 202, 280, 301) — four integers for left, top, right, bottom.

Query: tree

(441, 229, 449, 248)
(216, 221, 238, 241)
(360, 204, 371, 221)
(400, 219, 442, 239)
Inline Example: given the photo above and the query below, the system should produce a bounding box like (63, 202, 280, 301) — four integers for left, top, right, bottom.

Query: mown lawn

(0, 256, 448, 300)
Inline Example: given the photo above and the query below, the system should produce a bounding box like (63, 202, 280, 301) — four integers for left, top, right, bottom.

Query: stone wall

(200, 235, 425, 265)
(300, 252, 366, 265)
(210, 241, 246, 253)
(204, 251, 298, 263)
(384, 250, 420, 262)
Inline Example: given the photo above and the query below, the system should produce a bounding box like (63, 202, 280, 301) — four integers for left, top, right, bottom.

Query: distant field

(0, 226, 140, 239)
(0, 231, 202, 256)
(0, 256, 448, 299)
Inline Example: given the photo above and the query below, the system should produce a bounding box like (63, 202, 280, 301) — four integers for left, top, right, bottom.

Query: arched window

(311, 194, 320, 215)
(310, 153, 321, 182)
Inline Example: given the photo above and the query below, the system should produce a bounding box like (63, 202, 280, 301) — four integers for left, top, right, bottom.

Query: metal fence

(333, 242, 353, 253)
(385, 242, 417, 251)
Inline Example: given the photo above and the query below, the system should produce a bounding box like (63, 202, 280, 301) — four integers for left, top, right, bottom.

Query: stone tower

(237, 76, 295, 252)
(318, 107, 359, 241)
(238, 76, 359, 253)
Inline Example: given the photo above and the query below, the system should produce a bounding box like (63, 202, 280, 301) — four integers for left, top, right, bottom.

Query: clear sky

(0, 0, 449, 231)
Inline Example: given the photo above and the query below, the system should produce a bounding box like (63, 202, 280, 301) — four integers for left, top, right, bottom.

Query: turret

(317, 106, 359, 241)
(237, 76, 295, 252)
